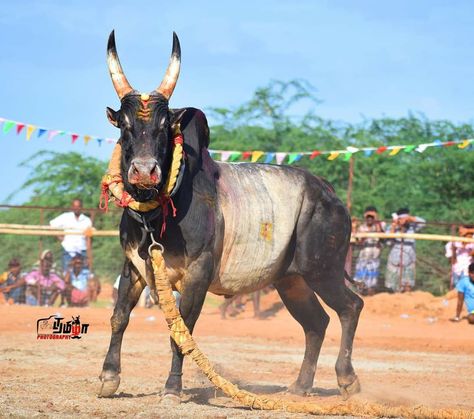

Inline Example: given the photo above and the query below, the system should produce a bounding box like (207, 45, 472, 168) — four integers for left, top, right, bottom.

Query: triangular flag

(275, 152, 287, 165)
(71, 133, 79, 144)
(106, 138, 116, 144)
(433, 139, 443, 147)
(251, 151, 264, 162)
(389, 146, 402, 156)
(242, 151, 252, 160)
(343, 152, 352, 161)
(288, 153, 303, 165)
(443, 141, 456, 147)
(84, 135, 92, 145)
(375, 146, 387, 154)
(37, 128, 47, 138)
(220, 151, 232, 162)
(264, 152, 275, 164)
(310, 150, 321, 159)
(458, 140, 470, 149)
(16, 123, 25, 134)
(26, 125, 36, 141)
(416, 144, 429, 153)
(403, 145, 416, 153)
(230, 152, 241, 162)
(328, 152, 340, 160)
(48, 130, 60, 141)
(3, 120, 15, 134)
(97, 138, 103, 147)
(364, 149, 374, 157)
(346, 146, 359, 153)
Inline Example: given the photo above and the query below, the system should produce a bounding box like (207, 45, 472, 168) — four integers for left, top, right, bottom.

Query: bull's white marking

(210, 163, 304, 294)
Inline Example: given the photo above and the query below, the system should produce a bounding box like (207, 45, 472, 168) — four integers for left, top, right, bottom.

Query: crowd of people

(0, 198, 100, 307)
(353, 206, 474, 324)
(1, 199, 472, 324)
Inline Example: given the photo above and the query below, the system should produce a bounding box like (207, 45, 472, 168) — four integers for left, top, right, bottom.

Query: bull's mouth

(129, 178, 160, 190)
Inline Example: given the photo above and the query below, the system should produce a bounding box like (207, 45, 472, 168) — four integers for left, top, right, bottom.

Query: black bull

(99, 31, 363, 401)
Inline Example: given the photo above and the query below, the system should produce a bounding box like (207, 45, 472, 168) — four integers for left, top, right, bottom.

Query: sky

(1, 0, 474, 204)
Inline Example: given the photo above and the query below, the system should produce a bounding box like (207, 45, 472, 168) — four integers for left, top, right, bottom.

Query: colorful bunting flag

(3, 120, 15, 134)
(288, 153, 303, 164)
(26, 125, 36, 141)
(16, 123, 25, 134)
(389, 146, 402, 156)
(251, 151, 264, 163)
(264, 152, 275, 164)
(1, 116, 472, 165)
(275, 152, 287, 165)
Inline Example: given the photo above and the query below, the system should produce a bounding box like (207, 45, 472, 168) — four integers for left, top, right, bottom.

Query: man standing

(49, 198, 92, 272)
(451, 262, 474, 324)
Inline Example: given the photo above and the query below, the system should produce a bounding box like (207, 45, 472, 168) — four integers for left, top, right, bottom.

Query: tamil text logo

(37, 315, 89, 340)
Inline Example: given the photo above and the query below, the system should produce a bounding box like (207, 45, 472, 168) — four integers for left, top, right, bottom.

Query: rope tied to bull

(149, 243, 473, 418)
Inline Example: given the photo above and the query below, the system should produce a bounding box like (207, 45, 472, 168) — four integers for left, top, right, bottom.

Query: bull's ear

(106, 107, 119, 127)
(170, 108, 187, 131)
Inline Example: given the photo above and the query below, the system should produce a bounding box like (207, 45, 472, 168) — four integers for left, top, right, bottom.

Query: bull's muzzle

(128, 157, 161, 188)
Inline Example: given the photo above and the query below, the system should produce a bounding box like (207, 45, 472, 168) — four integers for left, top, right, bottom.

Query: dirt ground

(0, 287, 473, 418)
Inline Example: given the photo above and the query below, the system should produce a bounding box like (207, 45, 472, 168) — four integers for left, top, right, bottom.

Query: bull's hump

(212, 163, 304, 293)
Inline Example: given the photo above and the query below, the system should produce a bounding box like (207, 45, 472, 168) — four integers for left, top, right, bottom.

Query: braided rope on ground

(150, 248, 473, 418)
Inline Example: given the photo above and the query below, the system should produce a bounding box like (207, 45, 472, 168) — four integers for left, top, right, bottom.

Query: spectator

(25, 251, 65, 306)
(354, 206, 385, 295)
(49, 198, 93, 273)
(450, 262, 474, 324)
(0, 258, 26, 304)
(445, 225, 474, 287)
(32, 249, 59, 274)
(63, 253, 94, 307)
(385, 208, 425, 293)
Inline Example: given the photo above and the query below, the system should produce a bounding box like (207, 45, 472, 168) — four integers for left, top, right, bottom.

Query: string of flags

(1, 116, 472, 164)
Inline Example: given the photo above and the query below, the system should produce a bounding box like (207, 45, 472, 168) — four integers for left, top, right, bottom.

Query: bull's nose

(129, 157, 160, 185)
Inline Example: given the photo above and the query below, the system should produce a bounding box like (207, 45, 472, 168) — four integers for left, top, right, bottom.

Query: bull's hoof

(160, 393, 181, 406)
(287, 381, 311, 396)
(339, 376, 361, 400)
(98, 372, 121, 398)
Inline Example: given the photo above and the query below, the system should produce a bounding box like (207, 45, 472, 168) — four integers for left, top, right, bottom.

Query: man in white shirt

(50, 198, 92, 273)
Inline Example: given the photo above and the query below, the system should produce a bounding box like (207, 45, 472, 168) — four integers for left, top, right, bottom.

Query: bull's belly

(209, 163, 304, 295)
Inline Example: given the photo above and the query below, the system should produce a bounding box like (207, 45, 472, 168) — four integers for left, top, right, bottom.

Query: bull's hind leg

(99, 261, 145, 397)
(275, 275, 329, 395)
(314, 280, 363, 399)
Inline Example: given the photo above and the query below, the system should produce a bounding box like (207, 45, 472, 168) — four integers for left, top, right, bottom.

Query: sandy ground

(0, 288, 473, 418)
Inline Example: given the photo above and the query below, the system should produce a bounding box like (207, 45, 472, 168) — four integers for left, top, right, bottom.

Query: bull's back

(210, 163, 306, 294)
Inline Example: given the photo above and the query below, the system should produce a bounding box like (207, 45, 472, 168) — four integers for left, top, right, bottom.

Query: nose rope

(99, 132, 184, 235)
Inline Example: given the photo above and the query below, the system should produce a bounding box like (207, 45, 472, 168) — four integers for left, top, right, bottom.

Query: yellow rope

(101, 134, 183, 211)
(150, 248, 473, 418)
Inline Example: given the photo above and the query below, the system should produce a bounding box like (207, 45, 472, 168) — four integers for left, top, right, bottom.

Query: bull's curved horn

(155, 32, 181, 100)
(107, 30, 134, 99)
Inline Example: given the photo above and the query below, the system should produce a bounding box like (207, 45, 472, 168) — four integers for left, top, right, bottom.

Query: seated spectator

(25, 251, 65, 306)
(0, 258, 26, 304)
(445, 225, 474, 287)
(32, 250, 59, 274)
(64, 254, 94, 307)
(451, 262, 474, 324)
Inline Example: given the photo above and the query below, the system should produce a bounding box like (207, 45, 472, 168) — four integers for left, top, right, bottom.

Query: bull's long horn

(155, 32, 181, 100)
(107, 30, 134, 99)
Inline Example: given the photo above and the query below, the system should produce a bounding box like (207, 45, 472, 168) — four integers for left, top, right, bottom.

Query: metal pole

(345, 156, 354, 277)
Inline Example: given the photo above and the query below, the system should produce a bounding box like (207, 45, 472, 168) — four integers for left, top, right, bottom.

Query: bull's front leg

(162, 254, 214, 402)
(99, 261, 145, 397)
